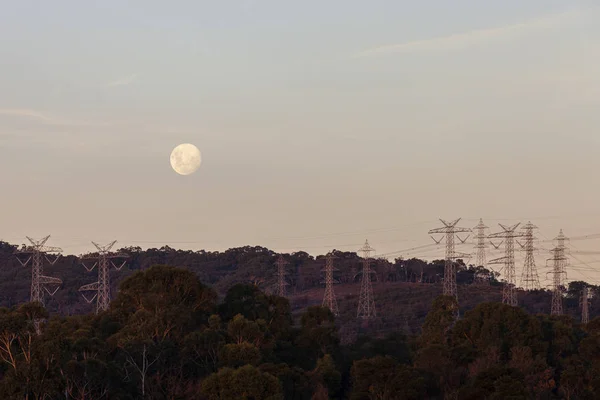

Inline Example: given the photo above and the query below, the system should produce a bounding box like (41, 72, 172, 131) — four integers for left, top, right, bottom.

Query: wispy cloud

(0, 108, 51, 122)
(355, 8, 587, 58)
(0, 108, 74, 125)
(0, 108, 111, 127)
(107, 73, 138, 87)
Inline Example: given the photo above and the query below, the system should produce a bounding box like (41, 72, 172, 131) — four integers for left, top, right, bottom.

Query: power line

(376, 243, 442, 258)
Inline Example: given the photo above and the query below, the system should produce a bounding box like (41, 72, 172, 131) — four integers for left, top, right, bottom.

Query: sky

(1, 1, 600, 286)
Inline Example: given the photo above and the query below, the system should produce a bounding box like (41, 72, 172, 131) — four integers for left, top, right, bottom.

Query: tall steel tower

(429, 219, 472, 300)
(14, 236, 63, 306)
(79, 241, 127, 313)
(322, 253, 339, 316)
(548, 230, 568, 316)
(275, 255, 289, 297)
(581, 286, 590, 324)
(473, 219, 489, 285)
(519, 222, 540, 290)
(357, 240, 376, 319)
(489, 223, 523, 307)
(473, 219, 488, 268)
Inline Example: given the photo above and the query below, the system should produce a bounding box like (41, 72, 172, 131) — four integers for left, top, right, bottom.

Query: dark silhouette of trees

(2, 241, 600, 398)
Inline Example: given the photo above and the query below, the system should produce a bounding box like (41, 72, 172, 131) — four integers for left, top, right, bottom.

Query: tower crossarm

(39, 276, 62, 285)
(92, 240, 117, 253)
(79, 282, 100, 292)
(453, 251, 472, 259)
(488, 232, 525, 240)
(428, 227, 472, 235)
(39, 246, 63, 253)
(26, 235, 50, 248)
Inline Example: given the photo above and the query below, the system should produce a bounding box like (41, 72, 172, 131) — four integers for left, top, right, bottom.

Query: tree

(227, 314, 266, 347)
(109, 265, 217, 397)
(311, 354, 341, 398)
(0, 303, 61, 400)
(219, 342, 261, 368)
(296, 306, 340, 366)
(201, 364, 282, 400)
(458, 367, 529, 400)
(259, 363, 312, 400)
(220, 284, 271, 322)
(183, 314, 226, 376)
(111, 265, 217, 340)
(420, 295, 458, 346)
(351, 356, 426, 400)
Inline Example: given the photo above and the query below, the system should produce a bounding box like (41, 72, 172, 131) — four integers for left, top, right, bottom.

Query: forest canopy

(0, 265, 599, 399)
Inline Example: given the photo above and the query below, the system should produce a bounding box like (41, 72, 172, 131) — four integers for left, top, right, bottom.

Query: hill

(0, 241, 596, 338)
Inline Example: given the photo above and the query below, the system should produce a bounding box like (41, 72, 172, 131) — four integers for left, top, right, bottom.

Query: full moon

(170, 143, 202, 176)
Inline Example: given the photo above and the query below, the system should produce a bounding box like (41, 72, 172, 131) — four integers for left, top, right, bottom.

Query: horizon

(2, 1, 600, 288)
(3, 212, 600, 291)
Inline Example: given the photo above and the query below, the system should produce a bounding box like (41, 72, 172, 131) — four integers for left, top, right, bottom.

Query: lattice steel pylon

(357, 240, 376, 319)
(14, 236, 63, 306)
(489, 223, 524, 307)
(322, 253, 339, 316)
(275, 255, 289, 297)
(79, 241, 127, 313)
(548, 230, 569, 316)
(473, 219, 489, 285)
(581, 286, 590, 324)
(474, 219, 488, 268)
(429, 219, 472, 301)
(518, 222, 540, 291)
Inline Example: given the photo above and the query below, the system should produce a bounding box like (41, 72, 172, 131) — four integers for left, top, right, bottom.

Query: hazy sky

(1, 1, 600, 285)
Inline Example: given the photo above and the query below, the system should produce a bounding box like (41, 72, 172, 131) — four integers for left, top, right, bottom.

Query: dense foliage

(1, 241, 597, 335)
(0, 265, 599, 399)
(1, 241, 599, 398)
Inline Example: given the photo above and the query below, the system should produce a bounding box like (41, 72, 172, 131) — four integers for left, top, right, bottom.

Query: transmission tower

(518, 222, 540, 290)
(14, 236, 63, 306)
(79, 241, 127, 313)
(429, 219, 472, 301)
(548, 230, 568, 316)
(275, 255, 289, 297)
(357, 240, 376, 319)
(322, 253, 339, 316)
(581, 286, 590, 324)
(474, 219, 488, 268)
(489, 223, 524, 307)
(473, 219, 489, 285)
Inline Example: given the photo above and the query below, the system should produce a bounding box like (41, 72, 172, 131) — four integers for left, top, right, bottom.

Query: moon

(170, 143, 202, 176)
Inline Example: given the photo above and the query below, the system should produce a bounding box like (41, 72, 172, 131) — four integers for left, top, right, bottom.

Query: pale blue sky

(1, 1, 599, 285)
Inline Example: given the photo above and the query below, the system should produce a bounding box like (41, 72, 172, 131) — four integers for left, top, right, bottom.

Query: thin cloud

(107, 73, 138, 87)
(355, 8, 588, 58)
(0, 109, 54, 123)
(0, 108, 111, 127)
